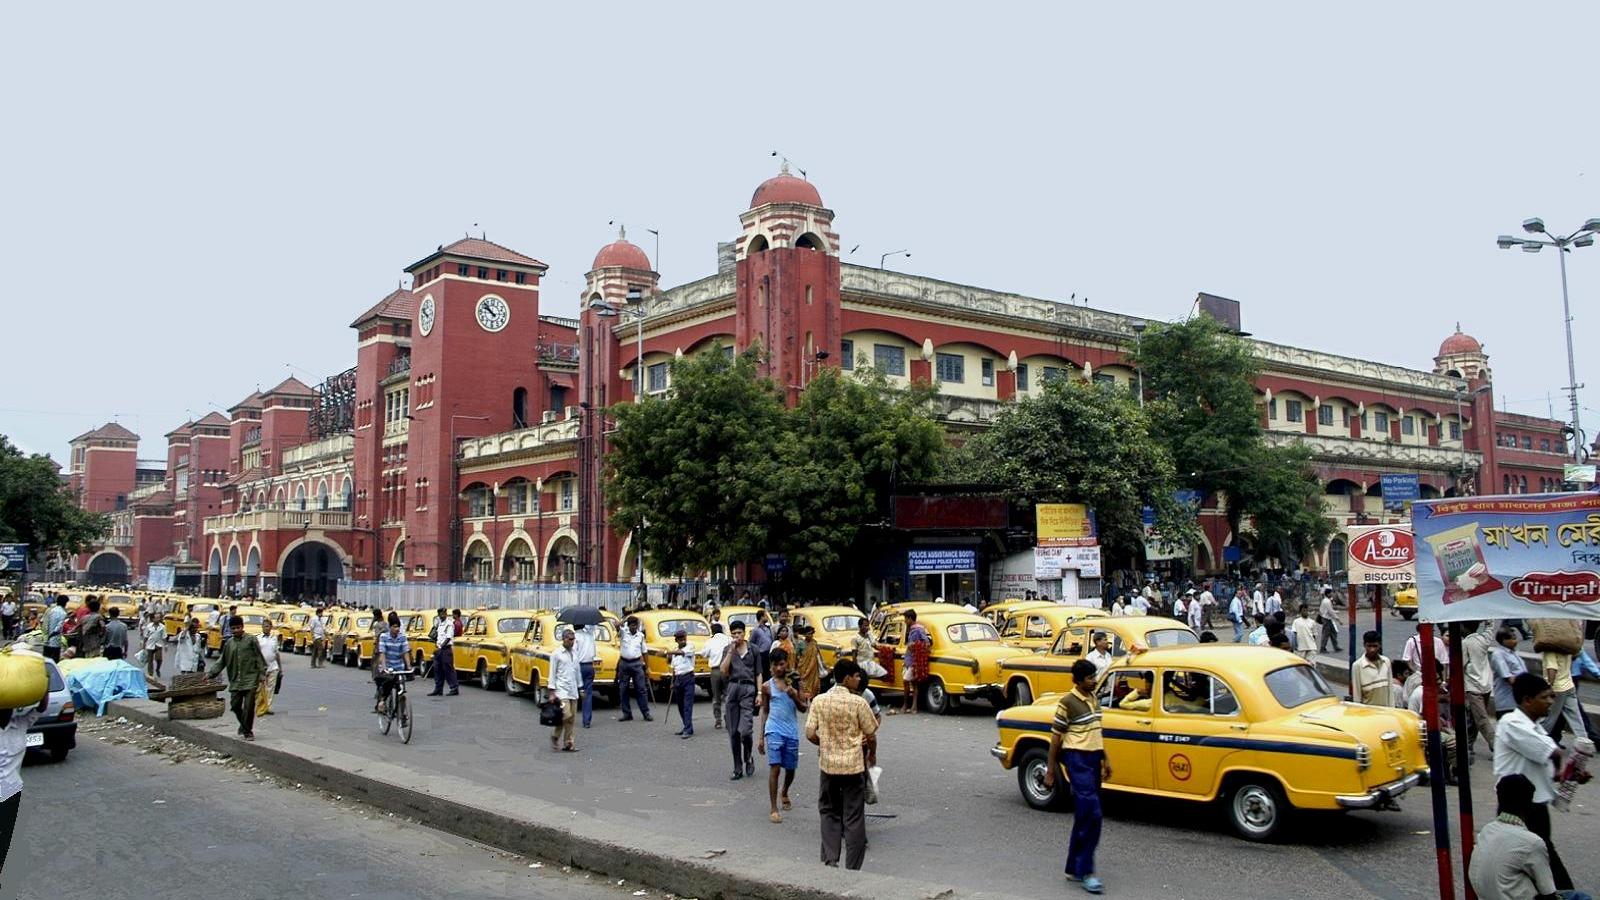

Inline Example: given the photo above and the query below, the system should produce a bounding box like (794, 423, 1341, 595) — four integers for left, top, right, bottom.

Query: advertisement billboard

(1036, 503, 1096, 546)
(1411, 492, 1600, 622)
(1345, 525, 1416, 585)
(1034, 545, 1103, 579)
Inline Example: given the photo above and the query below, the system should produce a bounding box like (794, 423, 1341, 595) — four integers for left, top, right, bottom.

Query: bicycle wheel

(398, 693, 413, 744)
(379, 692, 393, 735)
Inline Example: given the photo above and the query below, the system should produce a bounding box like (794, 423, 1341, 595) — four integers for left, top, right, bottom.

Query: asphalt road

(120, 643, 1600, 900)
(3, 725, 640, 900)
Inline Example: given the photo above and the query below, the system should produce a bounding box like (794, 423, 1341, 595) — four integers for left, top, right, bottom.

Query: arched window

(1503, 474, 1512, 493)
(795, 233, 823, 251)
(317, 482, 330, 510)
(512, 387, 528, 428)
(549, 384, 567, 414)
(747, 234, 769, 253)
(1519, 476, 1528, 493)
(295, 484, 307, 510)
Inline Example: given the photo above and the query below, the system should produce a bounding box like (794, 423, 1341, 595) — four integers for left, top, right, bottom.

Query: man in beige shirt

(1351, 630, 1394, 707)
(805, 659, 879, 870)
(1541, 646, 1585, 741)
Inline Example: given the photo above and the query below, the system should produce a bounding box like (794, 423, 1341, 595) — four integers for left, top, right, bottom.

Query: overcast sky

(5, 4, 1596, 463)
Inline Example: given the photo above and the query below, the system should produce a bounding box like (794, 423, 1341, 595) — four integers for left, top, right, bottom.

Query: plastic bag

(861, 658, 887, 680)
(865, 765, 883, 805)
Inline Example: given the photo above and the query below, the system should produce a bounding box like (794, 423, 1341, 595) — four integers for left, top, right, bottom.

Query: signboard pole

(1345, 585, 1358, 700)
(1449, 621, 1477, 900)
(1419, 624, 1455, 900)
(1373, 585, 1383, 647)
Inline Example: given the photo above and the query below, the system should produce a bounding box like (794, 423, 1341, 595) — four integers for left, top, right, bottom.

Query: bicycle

(377, 668, 415, 744)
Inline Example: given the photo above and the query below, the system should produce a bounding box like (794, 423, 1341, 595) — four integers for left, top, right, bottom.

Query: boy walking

(759, 647, 809, 822)
(1043, 659, 1109, 895)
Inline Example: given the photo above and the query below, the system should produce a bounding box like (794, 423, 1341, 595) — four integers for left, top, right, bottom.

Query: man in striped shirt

(1043, 658, 1110, 895)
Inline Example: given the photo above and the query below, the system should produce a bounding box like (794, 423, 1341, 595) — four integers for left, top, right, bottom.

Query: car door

(1151, 667, 1243, 797)
(873, 619, 905, 691)
(453, 615, 483, 671)
(1097, 668, 1156, 790)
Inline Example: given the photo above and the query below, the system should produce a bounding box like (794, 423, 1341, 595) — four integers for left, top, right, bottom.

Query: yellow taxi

(356, 610, 432, 670)
(1393, 587, 1418, 621)
(288, 606, 342, 654)
(329, 610, 378, 665)
(453, 609, 536, 690)
(991, 644, 1429, 841)
(869, 608, 1016, 714)
(163, 599, 221, 638)
(996, 615, 1197, 707)
(506, 614, 622, 702)
(630, 609, 712, 700)
(996, 604, 1110, 654)
(715, 605, 766, 634)
(979, 598, 1054, 629)
(788, 605, 866, 669)
(867, 600, 948, 630)
(203, 606, 278, 654)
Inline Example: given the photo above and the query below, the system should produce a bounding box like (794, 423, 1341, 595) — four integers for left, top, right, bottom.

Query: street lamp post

(879, 249, 911, 270)
(1130, 322, 1147, 408)
(1497, 217, 1600, 463)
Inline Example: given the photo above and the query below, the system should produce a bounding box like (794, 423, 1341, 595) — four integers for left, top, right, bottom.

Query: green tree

(0, 435, 109, 564)
(957, 378, 1198, 565)
(771, 368, 946, 582)
(605, 350, 786, 576)
(1134, 316, 1333, 566)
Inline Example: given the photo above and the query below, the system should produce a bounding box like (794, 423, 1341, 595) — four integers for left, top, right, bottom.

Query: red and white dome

(590, 226, 652, 271)
(1437, 325, 1482, 357)
(750, 167, 823, 208)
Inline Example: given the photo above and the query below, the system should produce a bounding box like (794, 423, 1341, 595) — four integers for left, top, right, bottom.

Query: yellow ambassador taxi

(997, 604, 1111, 654)
(289, 606, 343, 654)
(979, 598, 1053, 629)
(997, 615, 1198, 707)
(867, 600, 947, 630)
(992, 644, 1429, 841)
(204, 606, 278, 654)
(506, 615, 621, 702)
(165, 600, 221, 638)
(453, 609, 535, 690)
(869, 608, 1016, 714)
(356, 611, 433, 670)
(716, 605, 766, 633)
(330, 611, 378, 665)
(1393, 587, 1418, 621)
(788, 605, 866, 669)
(630, 609, 712, 700)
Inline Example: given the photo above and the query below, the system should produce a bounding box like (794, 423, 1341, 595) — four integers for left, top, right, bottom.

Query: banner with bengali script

(1411, 492, 1600, 622)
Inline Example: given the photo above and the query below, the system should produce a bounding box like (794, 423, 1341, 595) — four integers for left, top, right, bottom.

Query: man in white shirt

(1228, 590, 1247, 642)
(1352, 631, 1394, 706)
(1291, 607, 1319, 662)
(1317, 590, 1341, 653)
(1404, 630, 1449, 677)
(1186, 590, 1204, 631)
(701, 623, 732, 730)
(1172, 593, 1187, 621)
(574, 623, 598, 729)
(308, 606, 329, 668)
(1469, 774, 1561, 900)
(549, 628, 581, 752)
(427, 608, 458, 695)
(255, 619, 282, 718)
(1197, 584, 1216, 629)
(1128, 593, 1149, 616)
(1461, 621, 1498, 754)
(1250, 584, 1266, 618)
(616, 616, 652, 722)
(1084, 633, 1114, 679)
(1, 694, 49, 878)
(667, 629, 698, 738)
(1492, 673, 1573, 891)
(1265, 589, 1283, 617)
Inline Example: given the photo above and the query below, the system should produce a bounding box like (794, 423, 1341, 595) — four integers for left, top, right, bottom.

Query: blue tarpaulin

(59, 658, 150, 715)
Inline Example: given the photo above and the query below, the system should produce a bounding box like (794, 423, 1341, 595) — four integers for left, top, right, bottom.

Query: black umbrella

(556, 606, 603, 628)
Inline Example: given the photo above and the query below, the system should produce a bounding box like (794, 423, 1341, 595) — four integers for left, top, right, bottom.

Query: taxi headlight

(1355, 743, 1371, 771)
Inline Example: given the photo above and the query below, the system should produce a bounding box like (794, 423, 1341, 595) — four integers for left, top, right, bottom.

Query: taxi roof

(1115, 643, 1305, 674)
(890, 607, 990, 625)
(633, 609, 709, 621)
(1071, 615, 1193, 634)
(792, 605, 864, 617)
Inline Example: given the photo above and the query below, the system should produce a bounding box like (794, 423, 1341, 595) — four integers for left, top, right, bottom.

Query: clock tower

(401, 237, 548, 581)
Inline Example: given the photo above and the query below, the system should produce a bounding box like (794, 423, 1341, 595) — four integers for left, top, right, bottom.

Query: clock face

(418, 295, 435, 336)
(475, 295, 510, 332)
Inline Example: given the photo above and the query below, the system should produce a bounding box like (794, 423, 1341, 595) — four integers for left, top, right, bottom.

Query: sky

(4, 3, 1597, 463)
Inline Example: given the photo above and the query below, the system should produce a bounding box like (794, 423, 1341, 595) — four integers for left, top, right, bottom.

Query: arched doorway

(225, 546, 242, 596)
(206, 548, 224, 597)
(1327, 537, 1347, 576)
(463, 537, 493, 583)
(503, 536, 536, 583)
(280, 540, 345, 601)
(245, 546, 262, 598)
(85, 551, 129, 586)
(546, 535, 579, 583)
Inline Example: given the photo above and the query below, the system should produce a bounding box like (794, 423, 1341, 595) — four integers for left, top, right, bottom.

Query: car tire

(1399, 609, 1416, 621)
(476, 660, 494, 690)
(1010, 679, 1034, 708)
(1226, 777, 1288, 841)
(506, 672, 526, 696)
(922, 678, 950, 715)
(49, 746, 69, 763)
(1016, 746, 1067, 811)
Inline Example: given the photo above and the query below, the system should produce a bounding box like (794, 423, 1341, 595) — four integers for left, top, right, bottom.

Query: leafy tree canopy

(0, 435, 109, 564)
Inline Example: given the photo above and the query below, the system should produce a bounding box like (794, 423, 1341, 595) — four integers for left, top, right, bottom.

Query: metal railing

(338, 580, 667, 611)
(536, 341, 580, 364)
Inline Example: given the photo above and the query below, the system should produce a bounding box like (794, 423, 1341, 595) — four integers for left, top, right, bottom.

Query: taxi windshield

(821, 615, 861, 632)
(496, 618, 530, 634)
(944, 621, 1000, 643)
(1264, 664, 1337, 709)
(1144, 629, 1198, 649)
(725, 612, 760, 629)
(657, 619, 711, 637)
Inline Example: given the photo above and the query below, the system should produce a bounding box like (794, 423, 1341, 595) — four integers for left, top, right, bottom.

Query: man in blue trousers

(1043, 658, 1110, 895)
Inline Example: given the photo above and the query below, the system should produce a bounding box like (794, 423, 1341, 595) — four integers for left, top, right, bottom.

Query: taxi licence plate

(1385, 744, 1405, 767)
(25, 732, 43, 748)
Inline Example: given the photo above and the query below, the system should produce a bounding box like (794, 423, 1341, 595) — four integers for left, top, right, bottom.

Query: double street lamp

(1497, 217, 1600, 463)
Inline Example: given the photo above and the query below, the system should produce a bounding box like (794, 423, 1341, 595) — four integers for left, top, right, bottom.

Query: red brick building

(64, 168, 1576, 597)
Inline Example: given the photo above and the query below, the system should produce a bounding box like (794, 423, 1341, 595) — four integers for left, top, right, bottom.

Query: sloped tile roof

(349, 287, 417, 328)
(408, 237, 546, 272)
(71, 422, 139, 443)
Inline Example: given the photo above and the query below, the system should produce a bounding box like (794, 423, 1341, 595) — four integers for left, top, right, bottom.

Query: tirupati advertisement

(1411, 492, 1600, 622)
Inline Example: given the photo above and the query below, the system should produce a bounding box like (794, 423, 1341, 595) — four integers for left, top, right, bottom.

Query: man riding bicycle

(373, 613, 411, 714)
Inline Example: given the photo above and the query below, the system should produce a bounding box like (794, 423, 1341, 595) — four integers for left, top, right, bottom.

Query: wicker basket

(169, 696, 225, 720)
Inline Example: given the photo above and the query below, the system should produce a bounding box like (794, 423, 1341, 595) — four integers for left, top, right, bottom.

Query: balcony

(1263, 430, 1481, 473)
(204, 507, 354, 536)
(459, 417, 579, 463)
(388, 355, 412, 378)
(280, 433, 355, 468)
(536, 340, 580, 365)
(931, 394, 1002, 427)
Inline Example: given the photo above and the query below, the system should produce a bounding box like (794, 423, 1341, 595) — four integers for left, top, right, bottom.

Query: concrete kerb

(108, 699, 1023, 900)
